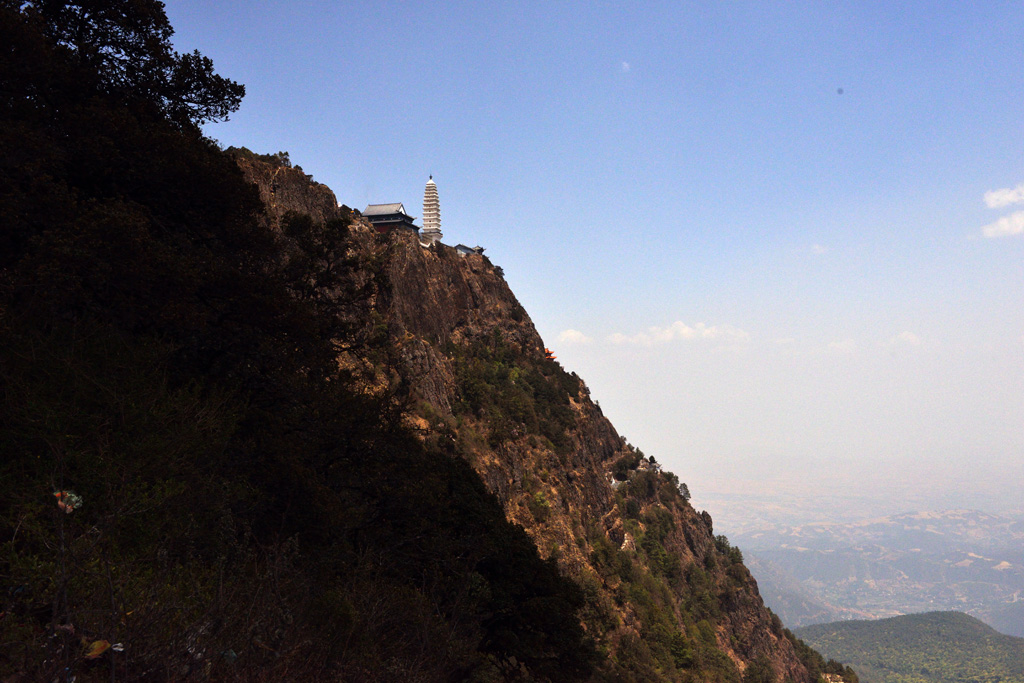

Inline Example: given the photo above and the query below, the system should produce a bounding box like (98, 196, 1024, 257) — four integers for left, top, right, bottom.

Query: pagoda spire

(420, 175, 442, 246)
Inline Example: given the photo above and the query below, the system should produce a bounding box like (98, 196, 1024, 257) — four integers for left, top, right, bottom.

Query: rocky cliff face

(239, 160, 828, 682)
(236, 156, 343, 226)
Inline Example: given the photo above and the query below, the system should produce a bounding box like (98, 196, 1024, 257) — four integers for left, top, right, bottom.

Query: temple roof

(363, 203, 411, 217)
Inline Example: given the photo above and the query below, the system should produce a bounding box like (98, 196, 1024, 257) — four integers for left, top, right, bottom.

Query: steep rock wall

(375, 230, 811, 682)
(242, 159, 824, 682)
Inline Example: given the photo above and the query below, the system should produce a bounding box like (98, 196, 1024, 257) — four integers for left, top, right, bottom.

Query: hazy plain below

(690, 473, 1024, 638)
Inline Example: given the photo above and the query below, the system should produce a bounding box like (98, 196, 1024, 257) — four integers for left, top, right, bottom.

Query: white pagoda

(420, 175, 442, 247)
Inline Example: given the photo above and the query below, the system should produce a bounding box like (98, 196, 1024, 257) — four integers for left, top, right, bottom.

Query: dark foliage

(742, 655, 775, 683)
(0, 2, 595, 680)
(783, 628, 860, 683)
(611, 450, 642, 481)
(10, 0, 244, 127)
(450, 330, 579, 454)
(225, 145, 292, 168)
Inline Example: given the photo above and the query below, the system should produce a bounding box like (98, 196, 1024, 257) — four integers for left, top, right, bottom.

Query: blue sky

(165, 1, 1024, 524)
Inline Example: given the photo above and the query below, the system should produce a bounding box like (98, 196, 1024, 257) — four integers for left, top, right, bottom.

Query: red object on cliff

(54, 490, 83, 514)
(544, 348, 556, 361)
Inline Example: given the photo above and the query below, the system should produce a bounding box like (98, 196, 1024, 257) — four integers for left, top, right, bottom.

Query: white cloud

(558, 329, 593, 345)
(828, 339, 857, 354)
(984, 182, 1024, 208)
(620, 61, 631, 73)
(811, 244, 829, 254)
(889, 331, 922, 347)
(608, 321, 749, 347)
(980, 210, 1024, 238)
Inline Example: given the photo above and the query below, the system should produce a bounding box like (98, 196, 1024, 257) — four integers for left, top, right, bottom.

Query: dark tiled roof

(363, 203, 409, 216)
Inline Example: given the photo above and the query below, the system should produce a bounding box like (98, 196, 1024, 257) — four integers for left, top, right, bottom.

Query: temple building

(420, 176, 442, 247)
(455, 244, 485, 257)
(362, 203, 418, 233)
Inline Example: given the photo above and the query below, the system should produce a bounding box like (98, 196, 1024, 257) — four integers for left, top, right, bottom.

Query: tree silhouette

(17, 0, 244, 126)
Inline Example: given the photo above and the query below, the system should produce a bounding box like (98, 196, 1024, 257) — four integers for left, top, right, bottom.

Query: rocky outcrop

(236, 157, 344, 226)
(243, 159, 825, 682)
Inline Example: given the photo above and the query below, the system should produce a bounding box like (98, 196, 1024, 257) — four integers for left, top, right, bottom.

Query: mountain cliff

(238, 158, 849, 682)
(0, 3, 851, 679)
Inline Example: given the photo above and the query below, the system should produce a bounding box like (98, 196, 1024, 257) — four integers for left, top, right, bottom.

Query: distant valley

(728, 509, 1024, 636)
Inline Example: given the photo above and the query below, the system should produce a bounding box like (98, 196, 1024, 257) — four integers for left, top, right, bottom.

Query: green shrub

(529, 490, 552, 522)
(450, 334, 576, 454)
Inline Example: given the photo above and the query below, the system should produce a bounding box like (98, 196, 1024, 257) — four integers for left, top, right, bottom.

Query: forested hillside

(796, 612, 1024, 683)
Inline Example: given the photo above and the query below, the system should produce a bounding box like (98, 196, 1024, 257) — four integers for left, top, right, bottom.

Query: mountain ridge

(795, 611, 1024, 683)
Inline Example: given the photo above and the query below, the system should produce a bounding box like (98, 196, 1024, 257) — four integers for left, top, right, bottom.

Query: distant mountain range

(795, 611, 1024, 683)
(732, 510, 1024, 636)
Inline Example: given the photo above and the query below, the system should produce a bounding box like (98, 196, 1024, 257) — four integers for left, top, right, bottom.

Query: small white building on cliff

(363, 175, 470, 250)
